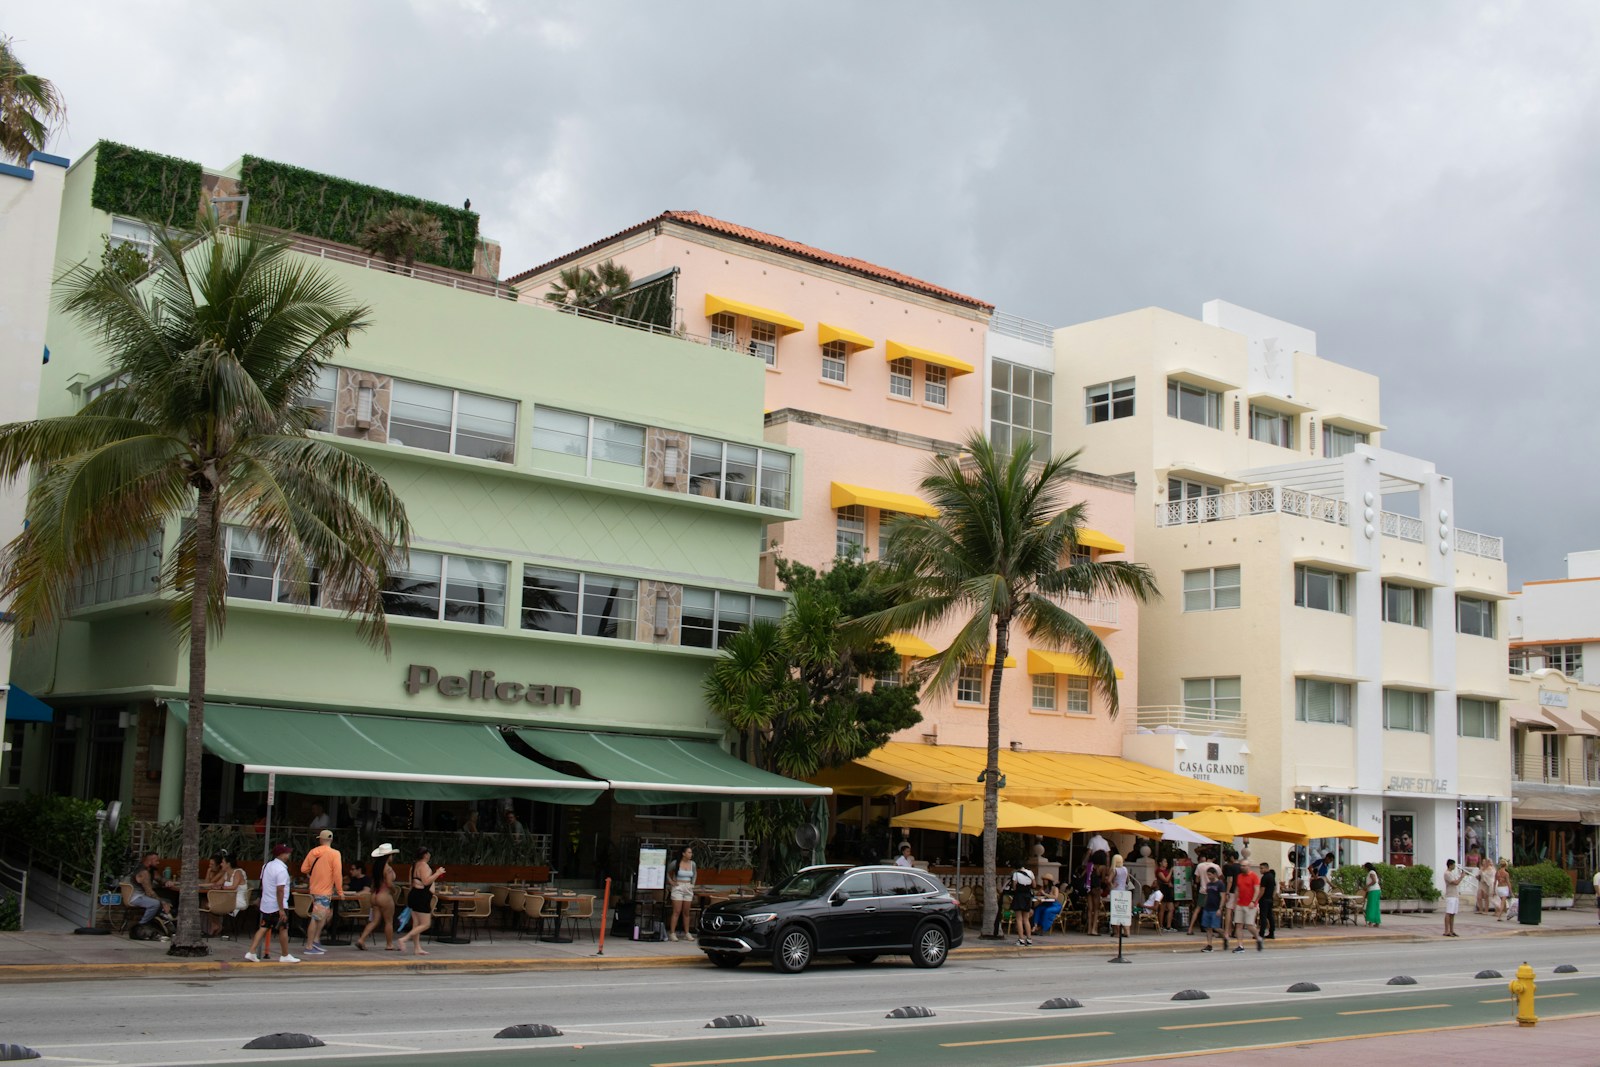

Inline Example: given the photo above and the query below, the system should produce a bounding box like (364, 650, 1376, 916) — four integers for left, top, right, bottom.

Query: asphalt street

(7, 933, 1597, 1066)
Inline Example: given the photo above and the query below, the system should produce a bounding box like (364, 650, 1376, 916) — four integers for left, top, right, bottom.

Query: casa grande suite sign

(404, 664, 581, 708)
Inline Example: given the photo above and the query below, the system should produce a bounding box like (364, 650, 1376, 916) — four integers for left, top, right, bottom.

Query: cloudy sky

(10, 2, 1597, 585)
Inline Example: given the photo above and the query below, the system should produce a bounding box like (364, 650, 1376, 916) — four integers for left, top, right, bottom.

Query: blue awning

(3, 686, 54, 723)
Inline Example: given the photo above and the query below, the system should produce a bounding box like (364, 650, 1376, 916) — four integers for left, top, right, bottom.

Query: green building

(3, 141, 819, 876)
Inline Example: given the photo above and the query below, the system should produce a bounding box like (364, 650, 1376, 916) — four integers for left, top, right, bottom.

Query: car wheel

(847, 953, 879, 966)
(707, 951, 743, 969)
(772, 927, 814, 974)
(911, 922, 949, 968)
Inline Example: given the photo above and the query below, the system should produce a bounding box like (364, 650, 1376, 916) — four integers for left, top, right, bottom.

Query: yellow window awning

(885, 339, 975, 376)
(810, 741, 1260, 811)
(830, 481, 939, 518)
(885, 632, 938, 659)
(1026, 649, 1124, 679)
(705, 294, 804, 333)
(982, 649, 1019, 668)
(1075, 527, 1126, 553)
(818, 322, 874, 350)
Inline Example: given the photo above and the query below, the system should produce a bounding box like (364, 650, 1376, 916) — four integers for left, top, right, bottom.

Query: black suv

(696, 864, 963, 973)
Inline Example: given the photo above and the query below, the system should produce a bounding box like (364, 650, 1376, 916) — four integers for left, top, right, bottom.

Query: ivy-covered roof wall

(89, 141, 204, 228)
(238, 155, 479, 273)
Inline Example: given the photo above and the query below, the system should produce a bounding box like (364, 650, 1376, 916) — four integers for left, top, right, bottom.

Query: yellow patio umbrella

(891, 797, 1081, 838)
(1174, 806, 1305, 844)
(1259, 808, 1380, 845)
(1032, 799, 1149, 836)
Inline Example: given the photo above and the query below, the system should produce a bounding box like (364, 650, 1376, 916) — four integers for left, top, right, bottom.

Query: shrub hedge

(1511, 861, 1574, 898)
(239, 155, 478, 273)
(1331, 862, 1441, 900)
(89, 141, 203, 228)
(0, 793, 132, 891)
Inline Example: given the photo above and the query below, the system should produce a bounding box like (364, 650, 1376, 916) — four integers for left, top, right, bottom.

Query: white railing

(1456, 528, 1504, 561)
(989, 310, 1055, 346)
(1156, 487, 1347, 528)
(1135, 705, 1247, 738)
(1062, 592, 1120, 628)
(1380, 511, 1425, 543)
(278, 231, 517, 299)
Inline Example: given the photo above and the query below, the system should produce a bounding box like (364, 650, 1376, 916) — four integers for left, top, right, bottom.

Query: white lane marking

(321, 1041, 424, 1051)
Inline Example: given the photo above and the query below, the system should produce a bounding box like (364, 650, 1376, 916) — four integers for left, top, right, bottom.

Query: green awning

(169, 701, 605, 804)
(512, 727, 831, 806)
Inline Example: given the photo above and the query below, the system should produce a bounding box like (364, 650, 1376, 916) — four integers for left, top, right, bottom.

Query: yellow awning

(885, 339, 975, 376)
(810, 741, 1260, 810)
(885, 632, 938, 659)
(704, 294, 804, 333)
(1026, 649, 1124, 679)
(982, 649, 1019, 668)
(818, 322, 874, 350)
(830, 481, 938, 518)
(1075, 528, 1125, 553)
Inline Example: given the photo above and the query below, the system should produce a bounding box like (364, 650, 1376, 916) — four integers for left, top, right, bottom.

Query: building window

(877, 510, 903, 559)
(1165, 478, 1223, 523)
(710, 311, 737, 350)
(1183, 566, 1241, 611)
(305, 366, 337, 432)
(836, 505, 866, 558)
(74, 527, 164, 607)
(1323, 423, 1368, 458)
(821, 340, 848, 383)
(222, 527, 319, 606)
(389, 379, 517, 462)
(1031, 674, 1057, 712)
(1381, 583, 1428, 627)
(108, 216, 159, 261)
(3, 722, 23, 788)
(1167, 379, 1222, 428)
(1183, 677, 1242, 720)
(923, 364, 948, 406)
(875, 661, 902, 689)
(1085, 378, 1135, 424)
(1068, 544, 1091, 568)
(680, 587, 785, 649)
(688, 437, 792, 508)
(888, 357, 914, 399)
(521, 566, 638, 640)
(1064, 675, 1091, 713)
(81, 372, 131, 407)
(956, 663, 984, 704)
(383, 550, 507, 627)
(530, 406, 646, 478)
(1294, 565, 1350, 614)
(991, 360, 1053, 456)
(1456, 595, 1496, 638)
(1542, 644, 1582, 677)
(748, 320, 778, 366)
(1458, 697, 1500, 739)
(1383, 688, 1431, 733)
(1296, 678, 1352, 725)
(1249, 406, 1296, 449)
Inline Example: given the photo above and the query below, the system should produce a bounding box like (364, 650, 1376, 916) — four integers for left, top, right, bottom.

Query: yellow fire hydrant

(1508, 961, 1537, 1027)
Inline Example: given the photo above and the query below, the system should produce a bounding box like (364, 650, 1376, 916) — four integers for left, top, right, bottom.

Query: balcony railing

(1156, 487, 1347, 528)
(1135, 705, 1247, 738)
(1380, 511, 1425, 543)
(989, 310, 1055, 346)
(1512, 754, 1600, 787)
(273, 229, 518, 300)
(1456, 528, 1504, 561)
(1061, 592, 1120, 628)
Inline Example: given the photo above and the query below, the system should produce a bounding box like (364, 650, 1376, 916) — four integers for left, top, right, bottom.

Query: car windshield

(767, 868, 848, 900)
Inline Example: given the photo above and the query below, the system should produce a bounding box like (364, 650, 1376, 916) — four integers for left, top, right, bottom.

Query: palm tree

(0, 35, 66, 164)
(0, 218, 411, 954)
(860, 432, 1158, 935)
(358, 207, 445, 270)
(545, 259, 634, 317)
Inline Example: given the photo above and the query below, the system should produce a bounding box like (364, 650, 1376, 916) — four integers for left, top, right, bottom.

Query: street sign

(266, 772, 276, 806)
(1109, 889, 1133, 926)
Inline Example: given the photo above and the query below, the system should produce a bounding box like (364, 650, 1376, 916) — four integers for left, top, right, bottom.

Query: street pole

(73, 810, 110, 935)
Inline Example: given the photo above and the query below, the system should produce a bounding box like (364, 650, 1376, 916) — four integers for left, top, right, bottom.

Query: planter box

(1545, 897, 1574, 910)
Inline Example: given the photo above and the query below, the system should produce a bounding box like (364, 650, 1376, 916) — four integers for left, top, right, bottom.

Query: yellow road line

(941, 1031, 1115, 1048)
(1336, 1003, 1450, 1016)
(1481, 992, 1577, 1004)
(653, 1051, 875, 1067)
(1159, 1016, 1300, 1031)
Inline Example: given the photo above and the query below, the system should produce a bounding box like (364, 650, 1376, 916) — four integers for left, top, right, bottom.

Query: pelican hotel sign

(404, 664, 581, 708)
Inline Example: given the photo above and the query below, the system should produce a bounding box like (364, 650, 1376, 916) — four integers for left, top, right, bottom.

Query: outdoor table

(431, 892, 476, 945)
(540, 890, 580, 944)
(1331, 894, 1355, 925)
(1277, 893, 1301, 928)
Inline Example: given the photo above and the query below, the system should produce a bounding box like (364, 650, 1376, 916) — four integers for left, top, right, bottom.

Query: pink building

(510, 213, 1137, 758)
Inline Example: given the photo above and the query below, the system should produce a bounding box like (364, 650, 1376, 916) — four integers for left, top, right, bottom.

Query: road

(6, 934, 1597, 1066)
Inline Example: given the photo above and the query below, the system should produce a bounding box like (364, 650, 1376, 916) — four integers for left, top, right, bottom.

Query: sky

(8, 1, 1597, 586)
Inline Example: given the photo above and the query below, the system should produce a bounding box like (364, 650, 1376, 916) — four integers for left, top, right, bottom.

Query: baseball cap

(318, 829, 333, 841)
(272, 843, 291, 856)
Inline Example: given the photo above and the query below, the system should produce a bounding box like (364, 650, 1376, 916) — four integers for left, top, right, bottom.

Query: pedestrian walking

(300, 828, 344, 956)
(1188, 850, 1221, 935)
(244, 843, 297, 963)
(1199, 869, 1224, 951)
(1363, 862, 1382, 926)
(1154, 859, 1176, 930)
(1231, 862, 1264, 951)
(1476, 855, 1495, 914)
(1494, 858, 1512, 920)
(1257, 862, 1277, 939)
(355, 843, 399, 951)
(396, 846, 445, 956)
(1220, 847, 1241, 934)
(1442, 858, 1463, 936)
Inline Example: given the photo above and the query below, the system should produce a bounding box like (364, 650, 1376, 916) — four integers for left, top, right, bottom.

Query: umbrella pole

(955, 807, 963, 895)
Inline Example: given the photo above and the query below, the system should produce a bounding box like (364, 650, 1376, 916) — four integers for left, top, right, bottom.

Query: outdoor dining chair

(563, 895, 596, 942)
(460, 893, 495, 943)
(519, 892, 547, 939)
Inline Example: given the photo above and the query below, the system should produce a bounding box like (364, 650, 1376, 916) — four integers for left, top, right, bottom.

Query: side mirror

(831, 890, 848, 906)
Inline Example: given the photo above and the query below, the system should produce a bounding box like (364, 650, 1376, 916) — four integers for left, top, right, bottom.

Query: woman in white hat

(356, 843, 400, 951)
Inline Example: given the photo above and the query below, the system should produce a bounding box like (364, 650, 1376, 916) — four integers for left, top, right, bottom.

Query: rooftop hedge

(89, 141, 204, 228)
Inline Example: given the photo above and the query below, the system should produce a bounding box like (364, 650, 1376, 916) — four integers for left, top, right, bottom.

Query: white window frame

(1323, 423, 1368, 458)
(1381, 582, 1428, 628)
(680, 586, 785, 649)
(1183, 565, 1241, 612)
(305, 366, 337, 432)
(888, 357, 914, 399)
(1167, 378, 1222, 428)
(1295, 564, 1350, 614)
(876, 510, 903, 559)
(1031, 674, 1057, 712)
(222, 526, 319, 606)
(820, 340, 848, 384)
(748, 319, 778, 366)
(710, 311, 738, 351)
(1458, 697, 1500, 739)
(1085, 378, 1135, 423)
(520, 565, 639, 640)
(1183, 677, 1242, 719)
(108, 216, 159, 262)
(1456, 595, 1496, 638)
(956, 662, 984, 704)
(991, 359, 1053, 457)
(1382, 688, 1432, 733)
(530, 406, 647, 474)
(1064, 675, 1091, 714)
(382, 549, 508, 627)
(688, 437, 792, 509)
(1296, 678, 1352, 725)
(389, 379, 518, 462)
(82, 372, 131, 407)
(836, 505, 866, 558)
(923, 363, 948, 406)
(1249, 405, 1296, 449)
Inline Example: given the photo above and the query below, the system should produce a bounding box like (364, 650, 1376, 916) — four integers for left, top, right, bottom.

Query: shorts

(670, 884, 695, 903)
(258, 909, 286, 932)
(311, 894, 333, 915)
(1200, 909, 1221, 930)
(1233, 904, 1258, 927)
(1445, 897, 1459, 915)
(1497, 885, 1510, 898)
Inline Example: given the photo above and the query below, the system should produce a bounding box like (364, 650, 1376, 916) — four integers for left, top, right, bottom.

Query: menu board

(638, 847, 667, 890)
(1172, 861, 1193, 901)
(1109, 889, 1133, 926)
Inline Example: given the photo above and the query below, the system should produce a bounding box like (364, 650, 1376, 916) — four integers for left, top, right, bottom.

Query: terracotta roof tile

(509, 210, 993, 311)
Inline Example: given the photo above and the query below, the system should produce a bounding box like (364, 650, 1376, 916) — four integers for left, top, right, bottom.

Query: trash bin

(1518, 883, 1542, 925)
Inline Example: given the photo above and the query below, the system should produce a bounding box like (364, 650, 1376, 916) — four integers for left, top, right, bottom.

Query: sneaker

(304, 946, 326, 956)
(278, 954, 300, 964)
(1232, 946, 1244, 953)
(311, 942, 325, 951)
(1203, 945, 1214, 952)
(1256, 937, 1264, 951)
(243, 952, 261, 963)
(1016, 938, 1027, 946)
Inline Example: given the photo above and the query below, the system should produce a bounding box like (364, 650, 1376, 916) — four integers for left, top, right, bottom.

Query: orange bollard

(596, 877, 611, 956)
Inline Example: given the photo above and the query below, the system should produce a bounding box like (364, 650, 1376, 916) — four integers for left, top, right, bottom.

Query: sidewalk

(1, 900, 1593, 981)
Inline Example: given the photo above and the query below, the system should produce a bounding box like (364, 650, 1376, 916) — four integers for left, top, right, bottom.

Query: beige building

(1051, 300, 1512, 876)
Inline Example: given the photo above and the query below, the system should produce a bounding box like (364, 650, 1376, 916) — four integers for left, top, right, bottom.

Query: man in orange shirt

(301, 828, 345, 956)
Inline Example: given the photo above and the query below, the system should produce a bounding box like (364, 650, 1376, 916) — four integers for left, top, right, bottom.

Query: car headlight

(744, 913, 779, 926)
